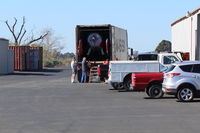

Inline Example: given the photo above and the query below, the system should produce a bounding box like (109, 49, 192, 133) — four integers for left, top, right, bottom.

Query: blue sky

(0, 0, 200, 53)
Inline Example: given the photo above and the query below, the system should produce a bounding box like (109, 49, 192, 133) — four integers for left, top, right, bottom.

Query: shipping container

(30, 47, 43, 70)
(0, 38, 9, 74)
(7, 50, 14, 73)
(8, 46, 43, 71)
(8, 46, 30, 71)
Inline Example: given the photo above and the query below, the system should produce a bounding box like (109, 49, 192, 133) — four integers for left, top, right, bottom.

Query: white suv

(162, 61, 200, 102)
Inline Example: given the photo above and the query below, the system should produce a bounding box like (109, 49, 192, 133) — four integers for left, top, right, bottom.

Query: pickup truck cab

(109, 53, 181, 90)
(132, 73, 164, 98)
(137, 53, 180, 63)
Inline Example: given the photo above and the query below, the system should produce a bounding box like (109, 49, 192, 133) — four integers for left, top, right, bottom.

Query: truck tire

(148, 84, 163, 98)
(111, 83, 124, 90)
(123, 77, 132, 91)
(177, 85, 194, 102)
(123, 74, 132, 91)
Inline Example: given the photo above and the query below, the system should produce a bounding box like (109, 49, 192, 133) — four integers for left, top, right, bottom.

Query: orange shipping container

(8, 46, 30, 71)
(8, 46, 43, 71)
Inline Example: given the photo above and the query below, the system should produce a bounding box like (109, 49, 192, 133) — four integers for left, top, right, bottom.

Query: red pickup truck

(131, 73, 164, 98)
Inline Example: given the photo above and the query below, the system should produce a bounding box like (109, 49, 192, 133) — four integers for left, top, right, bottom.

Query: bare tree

(39, 28, 64, 59)
(5, 17, 48, 45)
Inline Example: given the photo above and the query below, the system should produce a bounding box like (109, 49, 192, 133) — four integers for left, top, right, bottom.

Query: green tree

(155, 40, 171, 53)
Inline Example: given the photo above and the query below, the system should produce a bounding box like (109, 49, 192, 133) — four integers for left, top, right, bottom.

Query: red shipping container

(8, 46, 30, 71)
(8, 46, 43, 71)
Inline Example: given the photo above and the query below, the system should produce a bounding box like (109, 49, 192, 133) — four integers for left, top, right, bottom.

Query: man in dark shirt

(81, 57, 87, 83)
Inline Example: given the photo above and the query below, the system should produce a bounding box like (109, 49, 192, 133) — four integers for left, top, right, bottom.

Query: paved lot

(0, 68, 200, 133)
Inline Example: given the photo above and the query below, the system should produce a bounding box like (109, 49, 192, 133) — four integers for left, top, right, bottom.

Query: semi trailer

(75, 24, 129, 82)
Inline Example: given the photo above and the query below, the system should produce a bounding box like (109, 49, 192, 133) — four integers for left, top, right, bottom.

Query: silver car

(162, 61, 200, 102)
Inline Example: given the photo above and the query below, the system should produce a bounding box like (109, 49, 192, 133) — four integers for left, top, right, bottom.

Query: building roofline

(76, 24, 112, 28)
(0, 38, 9, 41)
(171, 7, 200, 26)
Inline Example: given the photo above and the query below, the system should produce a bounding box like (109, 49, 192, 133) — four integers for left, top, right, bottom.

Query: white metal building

(0, 38, 14, 74)
(171, 7, 200, 60)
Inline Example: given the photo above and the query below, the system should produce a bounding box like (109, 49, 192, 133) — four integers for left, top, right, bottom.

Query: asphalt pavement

(0, 68, 200, 133)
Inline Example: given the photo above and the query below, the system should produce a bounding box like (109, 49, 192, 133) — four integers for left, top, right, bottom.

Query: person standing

(81, 57, 88, 83)
(71, 57, 77, 83)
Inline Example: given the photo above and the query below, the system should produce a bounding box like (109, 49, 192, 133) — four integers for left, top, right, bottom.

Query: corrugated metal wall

(172, 10, 200, 60)
(30, 47, 43, 71)
(9, 46, 31, 71)
(7, 50, 14, 73)
(0, 39, 9, 74)
(8, 46, 43, 71)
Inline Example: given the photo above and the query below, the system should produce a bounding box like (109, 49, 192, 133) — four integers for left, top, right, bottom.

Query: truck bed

(108, 61, 161, 83)
(132, 72, 163, 91)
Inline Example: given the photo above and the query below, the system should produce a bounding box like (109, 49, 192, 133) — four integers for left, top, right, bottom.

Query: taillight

(164, 73, 180, 78)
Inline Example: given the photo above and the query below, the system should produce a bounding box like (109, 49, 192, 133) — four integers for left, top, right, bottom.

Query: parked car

(132, 73, 164, 98)
(162, 61, 200, 102)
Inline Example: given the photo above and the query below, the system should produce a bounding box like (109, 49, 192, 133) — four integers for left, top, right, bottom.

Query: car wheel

(148, 84, 163, 98)
(111, 83, 124, 90)
(123, 78, 132, 91)
(177, 86, 194, 102)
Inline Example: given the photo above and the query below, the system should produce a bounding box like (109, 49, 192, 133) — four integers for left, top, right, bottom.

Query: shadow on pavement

(10, 68, 65, 76)
(118, 90, 144, 92)
(144, 96, 176, 100)
(11, 73, 53, 76)
(109, 88, 117, 90)
(42, 68, 64, 73)
(176, 99, 200, 103)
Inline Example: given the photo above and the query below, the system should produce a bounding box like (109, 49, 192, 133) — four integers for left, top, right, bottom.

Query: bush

(44, 58, 60, 67)
(43, 58, 72, 67)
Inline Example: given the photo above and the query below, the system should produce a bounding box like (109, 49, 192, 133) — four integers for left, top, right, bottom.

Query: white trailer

(76, 25, 129, 82)
(76, 24, 128, 61)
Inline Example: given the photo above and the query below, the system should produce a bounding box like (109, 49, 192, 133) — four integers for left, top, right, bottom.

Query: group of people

(71, 57, 88, 83)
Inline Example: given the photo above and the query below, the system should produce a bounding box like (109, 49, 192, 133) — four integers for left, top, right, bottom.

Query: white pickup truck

(108, 53, 182, 90)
